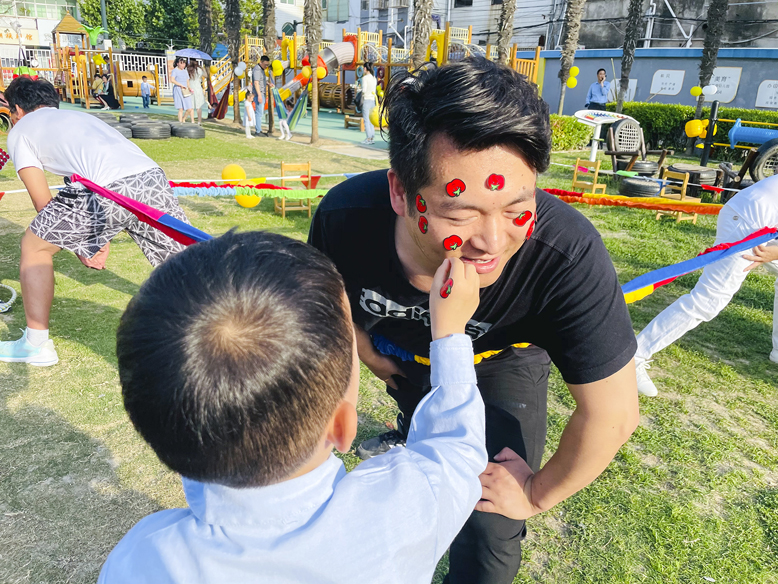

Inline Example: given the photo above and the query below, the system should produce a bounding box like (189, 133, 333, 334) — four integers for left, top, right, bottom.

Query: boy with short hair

(99, 230, 487, 584)
(140, 75, 151, 108)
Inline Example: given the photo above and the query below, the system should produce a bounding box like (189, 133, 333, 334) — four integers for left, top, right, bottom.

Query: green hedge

(606, 102, 778, 160)
(550, 114, 593, 151)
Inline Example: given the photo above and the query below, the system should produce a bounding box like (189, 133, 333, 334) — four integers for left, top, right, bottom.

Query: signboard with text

(705, 67, 741, 103)
(755, 80, 778, 109)
(650, 70, 684, 95)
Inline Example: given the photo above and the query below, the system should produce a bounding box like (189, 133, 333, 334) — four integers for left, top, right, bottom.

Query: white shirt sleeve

(7, 129, 43, 174)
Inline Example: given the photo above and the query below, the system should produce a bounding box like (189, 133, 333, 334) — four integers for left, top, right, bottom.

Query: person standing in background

(585, 69, 610, 110)
(251, 56, 271, 137)
(171, 58, 193, 123)
(361, 62, 377, 146)
(244, 88, 256, 140)
(140, 76, 151, 109)
(187, 60, 206, 125)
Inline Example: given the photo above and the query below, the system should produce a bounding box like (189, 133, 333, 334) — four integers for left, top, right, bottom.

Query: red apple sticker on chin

(486, 174, 505, 191)
(416, 194, 427, 213)
(445, 179, 466, 197)
(443, 235, 463, 251)
(418, 216, 428, 234)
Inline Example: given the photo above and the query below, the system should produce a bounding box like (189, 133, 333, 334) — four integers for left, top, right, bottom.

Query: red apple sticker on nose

(440, 278, 453, 299)
(486, 174, 505, 191)
(445, 179, 466, 197)
(443, 235, 463, 251)
(416, 194, 427, 213)
(513, 210, 532, 227)
(418, 216, 428, 234)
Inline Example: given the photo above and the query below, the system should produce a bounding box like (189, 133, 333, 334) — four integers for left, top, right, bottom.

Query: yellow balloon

(210, 65, 218, 75)
(237, 70, 246, 79)
(301, 66, 312, 79)
(569, 66, 579, 77)
(369, 106, 388, 129)
(376, 85, 384, 98)
(685, 119, 703, 138)
(316, 66, 327, 80)
(235, 194, 262, 208)
(566, 77, 578, 89)
(271, 60, 284, 77)
(222, 164, 246, 184)
(690, 86, 702, 97)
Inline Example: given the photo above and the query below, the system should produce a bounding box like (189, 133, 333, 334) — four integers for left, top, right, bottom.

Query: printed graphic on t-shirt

(359, 288, 493, 339)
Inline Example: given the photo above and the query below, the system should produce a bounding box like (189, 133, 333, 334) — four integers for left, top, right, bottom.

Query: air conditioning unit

(376, 0, 390, 9)
(391, 0, 409, 7)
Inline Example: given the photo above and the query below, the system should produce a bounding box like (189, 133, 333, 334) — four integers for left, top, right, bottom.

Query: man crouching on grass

(0, 76, 190, 367)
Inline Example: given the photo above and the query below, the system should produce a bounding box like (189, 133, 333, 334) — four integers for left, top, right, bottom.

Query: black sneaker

(356, 413, 408, 460)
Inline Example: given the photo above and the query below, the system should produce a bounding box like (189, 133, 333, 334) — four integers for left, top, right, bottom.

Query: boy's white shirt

(98, 334, 487, 584)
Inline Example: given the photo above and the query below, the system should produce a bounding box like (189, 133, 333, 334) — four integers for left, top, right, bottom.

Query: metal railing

(117, 53, 170, 91)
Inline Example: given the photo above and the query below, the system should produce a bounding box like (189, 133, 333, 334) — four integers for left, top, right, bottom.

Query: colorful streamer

(546, 188, 724, 215)
(621, 227, 778, 303)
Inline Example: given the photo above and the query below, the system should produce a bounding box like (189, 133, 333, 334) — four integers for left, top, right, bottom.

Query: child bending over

(99, 230, 487, 584)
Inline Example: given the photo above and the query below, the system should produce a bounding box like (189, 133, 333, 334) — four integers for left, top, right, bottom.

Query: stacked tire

(667, 163, 717, 199)
(618, 176, 662, 198)
(171, 124, 205, 139)
(131, 123, 171, 140)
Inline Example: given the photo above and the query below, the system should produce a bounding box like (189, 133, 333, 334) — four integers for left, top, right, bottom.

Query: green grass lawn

(0, 126, 776, 584)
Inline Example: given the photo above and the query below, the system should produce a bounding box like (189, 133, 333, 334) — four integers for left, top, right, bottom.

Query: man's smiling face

(390, 134, 537, 288)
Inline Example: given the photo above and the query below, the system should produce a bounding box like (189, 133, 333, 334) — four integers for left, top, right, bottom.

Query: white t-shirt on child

(7, 107, 158, 185)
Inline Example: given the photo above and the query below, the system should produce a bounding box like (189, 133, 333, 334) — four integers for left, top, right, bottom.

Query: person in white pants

(361, 62, 377, 145)
(244, 89, 256, 140)
(635, 174, 778, 396)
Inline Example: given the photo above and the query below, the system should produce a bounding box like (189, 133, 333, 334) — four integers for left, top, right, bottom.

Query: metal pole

(100, 0, 108, 32)
(699, 99, 719, 167)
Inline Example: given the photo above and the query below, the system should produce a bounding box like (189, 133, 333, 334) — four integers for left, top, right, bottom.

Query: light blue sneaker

(0, 331, 58, 366)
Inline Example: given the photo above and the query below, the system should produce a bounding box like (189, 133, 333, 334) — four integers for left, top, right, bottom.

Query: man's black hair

(4, 76, 59, 113)
(382, 58, 551, 213)
(117, 230, 354, 488)
(260, 55, 270, 63)
(597, 68, 606, 75)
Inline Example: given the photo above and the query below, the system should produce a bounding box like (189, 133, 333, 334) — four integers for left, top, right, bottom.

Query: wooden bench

(344, 114, 364, 132)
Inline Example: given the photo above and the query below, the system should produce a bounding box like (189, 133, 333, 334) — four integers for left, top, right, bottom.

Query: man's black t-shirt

(308, 169, 636, 386)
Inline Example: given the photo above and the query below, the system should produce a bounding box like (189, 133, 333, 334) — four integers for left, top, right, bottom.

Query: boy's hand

(429, 258, 479, 341)
(476, 447, 544, 520)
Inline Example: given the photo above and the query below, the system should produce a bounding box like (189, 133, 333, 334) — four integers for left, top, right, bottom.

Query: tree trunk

(263, 0, 276, 57)
(616, 0, 642, 113)
(686, 0, 729, 153)
(496, 0, 517, 66)
(198, 0, 214, 55)
(225, 0, 242, 124)
(411, 0, 433, 69)
(306, 0, 322, 145)
(556, 0, 587, 115)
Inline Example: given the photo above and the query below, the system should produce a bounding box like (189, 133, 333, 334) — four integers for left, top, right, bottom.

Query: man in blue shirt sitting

(586, 68, 610, 110)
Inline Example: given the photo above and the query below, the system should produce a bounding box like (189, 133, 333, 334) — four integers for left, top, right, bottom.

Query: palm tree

(305, 0, 322, 144)
(225, 0, 242, 124)
(695, 0, 729, 120)
(556, 0, 586, 114)
(616, 0, 643, 113)
(496, 0, 517, 65)
(263, 0, 276, 133)
(198, 0, 214, 54)
(411, 0, 433, 69)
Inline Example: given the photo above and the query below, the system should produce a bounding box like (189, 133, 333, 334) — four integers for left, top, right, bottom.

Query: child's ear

(327, 400, 358, 454)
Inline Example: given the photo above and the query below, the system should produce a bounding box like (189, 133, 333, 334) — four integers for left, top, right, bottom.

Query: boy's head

(117, 230, 357, 488)
(5, 76, 59, 122)
(141, 75, 147, 81)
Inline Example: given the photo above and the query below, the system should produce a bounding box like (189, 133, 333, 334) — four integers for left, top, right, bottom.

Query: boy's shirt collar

(182, 454, 345, 527)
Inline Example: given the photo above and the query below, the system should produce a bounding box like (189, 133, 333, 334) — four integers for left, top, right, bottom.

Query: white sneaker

(635, 358, 658, 397)
(770, 350, 778, 364)
(0, 330, 58, 366)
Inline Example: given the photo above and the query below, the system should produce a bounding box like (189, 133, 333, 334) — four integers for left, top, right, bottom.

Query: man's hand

(743, 243, 778, 272)
(77, 242, 110, 270)
(429, 258, 480, 341)
(354, 323, 406, 389)
(476, 447, 544, 520)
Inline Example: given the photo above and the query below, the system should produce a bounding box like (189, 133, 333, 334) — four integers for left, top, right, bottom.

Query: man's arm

(585, 84, 594, 106)
(18, 167, 53, 212)
(354, 323, 405, 389)
(477, 359, 639, 519)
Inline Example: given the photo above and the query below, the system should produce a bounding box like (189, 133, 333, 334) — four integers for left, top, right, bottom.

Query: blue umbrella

(175, 48, 213, 61)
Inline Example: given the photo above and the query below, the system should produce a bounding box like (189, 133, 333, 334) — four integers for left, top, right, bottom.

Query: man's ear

(387, 168, 409, 218)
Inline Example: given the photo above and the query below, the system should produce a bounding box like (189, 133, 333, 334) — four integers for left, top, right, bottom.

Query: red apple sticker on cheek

(416, 194, 427, 213)
(513, 210, 532, 227)
(486, 174, 505, 191)
(440, 278, 453, 299)
(443, 235, 463, 251)
(525, 219, 536, 239)
(418, 216, 428, 234)
(445, 179, 466, 197)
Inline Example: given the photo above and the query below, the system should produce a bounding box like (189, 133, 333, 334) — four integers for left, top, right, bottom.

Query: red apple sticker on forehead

(445, 179, 466, 197)
(443, 235, 463, 251)
(486, 174, 505, 191)
(513, 210, 532, 227)
(416, 194, 427, 213)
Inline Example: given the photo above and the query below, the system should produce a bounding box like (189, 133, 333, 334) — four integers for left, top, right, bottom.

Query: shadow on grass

(0, 365, 159, 584)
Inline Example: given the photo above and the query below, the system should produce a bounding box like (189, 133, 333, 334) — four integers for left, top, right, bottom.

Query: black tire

(91, 112, 117, 121)
(668, 163, 718, 182)
(114, 126, 133, 139)
(750, 139, 778, 182)
(618, 176, 661, 197)
(120, 113, 149, 123)
(615, 158, 658, 176)
(131, 124, 171, 139)
(171, 124, 205, 139)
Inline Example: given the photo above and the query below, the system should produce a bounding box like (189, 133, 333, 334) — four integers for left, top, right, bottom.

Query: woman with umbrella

(171, 57, 193, 123)
(187, 60, 207, 125)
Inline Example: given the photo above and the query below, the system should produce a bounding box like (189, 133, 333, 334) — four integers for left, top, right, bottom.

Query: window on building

(322, 0, 328, 8)
(17, 0, 77, 20)
(454, 0, 473, 6)
(326, 0, 349, 21)
(491, 0, 503, 4)
(361, 0, 369, 9)
(278, 0, 295, 5)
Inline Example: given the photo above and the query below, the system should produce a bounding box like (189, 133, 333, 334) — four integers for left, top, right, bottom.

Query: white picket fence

(116, 53, 170, 92)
